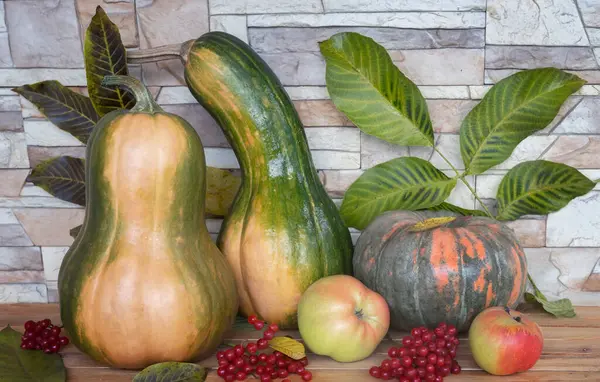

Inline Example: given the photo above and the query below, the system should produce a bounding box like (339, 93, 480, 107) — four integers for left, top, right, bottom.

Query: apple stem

(355, 308, 364, 320)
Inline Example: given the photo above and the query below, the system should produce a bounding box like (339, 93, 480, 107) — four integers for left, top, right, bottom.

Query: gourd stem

(433, 147, 493, 218)
(126, 40, 195, 64)
(101, 75, 162, 113)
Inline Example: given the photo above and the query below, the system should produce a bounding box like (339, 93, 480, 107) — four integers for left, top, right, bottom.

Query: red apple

(297, 275, 390, 362)
(469, 306, 544, 375)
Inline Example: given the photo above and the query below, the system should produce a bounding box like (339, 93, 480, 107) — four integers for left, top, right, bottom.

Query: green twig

(433, 147, 494, 218)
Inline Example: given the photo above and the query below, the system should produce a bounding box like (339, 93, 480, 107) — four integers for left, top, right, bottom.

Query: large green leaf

(460, 68, 585, 175)
(206, 167, 241, 217)
(84, 6, 135, 116)
(496, 160, 595, 221)
(27, 156, 86, 207)
(12, 81, 99, 144)
(0, 325, 66, 382)
(132, 362, 207, 382)
(340, 157, 456, 230)
(423, 202, 488, 217)
(319, 32, 433, 147)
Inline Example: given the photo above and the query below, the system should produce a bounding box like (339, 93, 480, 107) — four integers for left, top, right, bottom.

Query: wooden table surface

(1, 304, 599, 381)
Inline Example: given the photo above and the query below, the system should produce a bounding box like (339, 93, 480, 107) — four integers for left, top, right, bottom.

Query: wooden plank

(65, 368, 600, 382)
(0, 303, 61, 325)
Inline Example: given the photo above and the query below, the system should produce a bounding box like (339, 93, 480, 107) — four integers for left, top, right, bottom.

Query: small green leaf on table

(206, 167, 241, 217)
(132, 362, 207, 382)
(319, 32, 434, 147)
(27, 156, 86, 207)
(422, 202, 488, 217)
(340, 157, 456, 230)
(0, 325, 66, 382)
(84, 6, 135, 116)
(12, 81, 99, 144)
(525, 275, 576, 318)
(496, 160, 595, 221)
(460, 68, 585, 175)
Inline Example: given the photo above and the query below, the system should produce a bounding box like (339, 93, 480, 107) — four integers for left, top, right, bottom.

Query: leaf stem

(433, 147, 494, 218)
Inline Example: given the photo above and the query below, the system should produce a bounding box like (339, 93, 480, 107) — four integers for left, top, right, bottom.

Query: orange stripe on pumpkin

(430, 229, 459, 293)
(473, 268, 486, 292)
(485, 283, 495, 306)
(507, 246, 525, 306)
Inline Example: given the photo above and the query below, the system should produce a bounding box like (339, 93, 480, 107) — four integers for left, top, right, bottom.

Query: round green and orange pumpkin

(353, 210, 527, 332)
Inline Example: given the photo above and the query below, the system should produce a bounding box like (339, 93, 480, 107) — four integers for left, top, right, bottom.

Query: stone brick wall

(1, 0, 599, 304)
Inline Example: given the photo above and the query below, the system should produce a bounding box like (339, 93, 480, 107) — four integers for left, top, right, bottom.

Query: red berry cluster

(215, 315, 312, 382)
(20, 319, 70, 354)
(369, 323, 462, 382)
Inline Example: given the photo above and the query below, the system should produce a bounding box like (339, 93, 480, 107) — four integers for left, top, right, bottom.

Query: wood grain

(2, 304, 600, 381)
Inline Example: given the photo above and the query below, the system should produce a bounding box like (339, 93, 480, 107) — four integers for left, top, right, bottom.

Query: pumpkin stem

(126, 39, 195, 64)
(101, 75, 162, 114)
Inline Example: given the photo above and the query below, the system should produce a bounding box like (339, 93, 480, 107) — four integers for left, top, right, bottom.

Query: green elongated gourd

(129, 32, 354, 329)
(57, 75, 238, 369)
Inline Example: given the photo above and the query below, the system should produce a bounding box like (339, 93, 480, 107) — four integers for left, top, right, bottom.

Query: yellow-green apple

(297, 274, 390, 363)
(469, 306, 544, 375)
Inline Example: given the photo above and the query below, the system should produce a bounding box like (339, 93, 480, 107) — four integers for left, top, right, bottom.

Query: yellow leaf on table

(268, 337, 306, 360)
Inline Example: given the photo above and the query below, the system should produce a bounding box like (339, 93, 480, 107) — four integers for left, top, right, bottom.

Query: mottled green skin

(353, 210, 527, 333)
(184, 32, 354, 328)
(57, 108, 239, 368)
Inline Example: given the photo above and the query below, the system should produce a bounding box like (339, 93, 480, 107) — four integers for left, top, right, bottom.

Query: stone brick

(305, 128, 360, 151)
(428, 100, 477, 133)
(285, 87, 329, 101)
(293, 100, 352, 127)
(0, 112, 22, 132)
(475, 174, 502, 199)
(0, 69, 87, 87)
(161, 104, 226, 148)
(24, 121, 85, 147)
(0, 132, 29, 168)
(260, 52, 326, 86)
(20, 184, 53, 197)
(420, 86, 470, 99)
(156, 86, 196, 104)
(443, 172, 475, 209)
(577, 0, 600, 27)
(204, 148, 239, 169)
(582, 260, 600, 291)
(247, 12, 485, 29)
(205, 219, 222, 234)
(138, 0, 209, 86)
(5, 0, 83, 68)
(0, 209, 18, 225)
(0, 271, 44, 283)
(249, 27, 484, 53)
(13, 208, 85, 246)
(319, 170, 363, 197)
(361, 132, 410, 169)
(323, 0, 485, 12)
(487, 0, 588, 45)
(210, 0, 322, 14)
(389, 49, 484, 85)
(588, 28, 600, 45)
(505, 219, 546, 248)
(0, 33, 12, 68)
(0, 247, 43, 271)
(76, 0, 138, 48)
(210, 16, 248, 44)
(542, 136, 600, 168)
(311, 151, 360, 170)
(553, 98, 600, 134)
(0, 284, 47, 303)
(0, 170, 28, 197)
(491, 135, 556, 170)
(0, 197, 81, 209)
(525, 248, 600, 305)
(0, 96, 20, 111)
(0, 225, 33, 246)
(0, 1, 6, 33)
(485, 46, 598, 70)
(41, 247, 69, 282)
(27, 146, 86, 168)
(547, 192, 600, 247)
